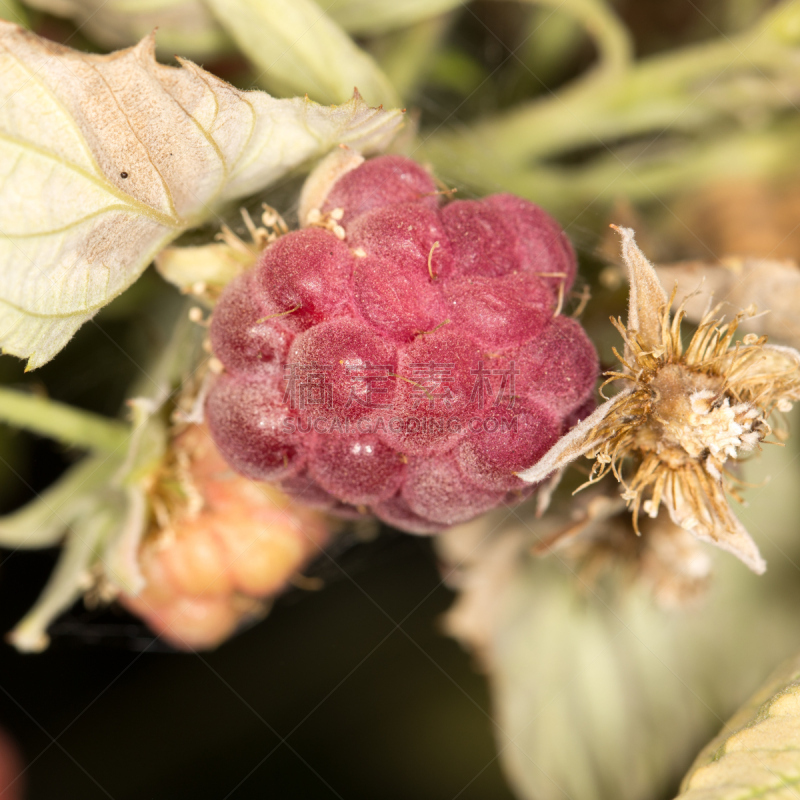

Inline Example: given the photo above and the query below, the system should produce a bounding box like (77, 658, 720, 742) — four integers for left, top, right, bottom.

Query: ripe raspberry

(207, 155, 599, 533)
(206, 374, 303, 482)
(209, 271, 292, 375)
(257, 228, 355, 330)
(320, 154, 440, 228)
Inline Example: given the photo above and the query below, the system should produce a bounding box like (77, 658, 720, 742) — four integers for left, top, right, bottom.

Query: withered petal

(758, 343, 800, 374)
(663, 470, 766, 574)
(516, 387, 637, 484)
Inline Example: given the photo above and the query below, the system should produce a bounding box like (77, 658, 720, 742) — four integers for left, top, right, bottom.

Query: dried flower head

(519, 226, 800, 574)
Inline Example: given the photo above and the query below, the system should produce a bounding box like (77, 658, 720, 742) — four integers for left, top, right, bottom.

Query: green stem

(8, 502, 116, 652)
(449, 120, 800, 218)
(0, 455, 116, 548)
(419, 2, 800, 181)
(517, 7, 585, 88)
(375, 13, 454, 101)
(0, 387, 130, 454)
(511, 0, 633, 77)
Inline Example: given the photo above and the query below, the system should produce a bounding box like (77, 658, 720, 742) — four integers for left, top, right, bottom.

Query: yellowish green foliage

(0, 0, 27, 25)
(420, 1, 800, 214)
(23, 0, 228, 57)
(677, 652, 800, 799)
(203, 0, 399, 106)
(317, 0, 463, 35)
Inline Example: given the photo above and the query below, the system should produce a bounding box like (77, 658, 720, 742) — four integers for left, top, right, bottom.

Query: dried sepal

(613, 225, 669, 358)
(663, 470, 764, 574)
(298, 147, 365, 227)
(516, 387, 637, 484)
(520, 226, 800, 573)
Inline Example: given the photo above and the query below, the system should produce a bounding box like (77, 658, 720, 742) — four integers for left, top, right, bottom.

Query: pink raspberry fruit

(207, 155, 598, 532)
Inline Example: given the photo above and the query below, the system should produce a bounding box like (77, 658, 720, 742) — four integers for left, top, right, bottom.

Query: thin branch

(0, 387, 130, 454)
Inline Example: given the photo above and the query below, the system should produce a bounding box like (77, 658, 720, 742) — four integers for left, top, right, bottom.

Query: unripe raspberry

(157, 518, 234, 597)
(120, 424, 331, 650)
(207, 155, 599, 533)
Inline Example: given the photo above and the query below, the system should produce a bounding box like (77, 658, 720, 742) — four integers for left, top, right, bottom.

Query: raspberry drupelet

(207, 155, 599, 532)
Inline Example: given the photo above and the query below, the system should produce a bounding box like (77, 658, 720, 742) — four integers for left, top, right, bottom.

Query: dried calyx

(519, 226, 800, 574)
(533, 488, 713, 609)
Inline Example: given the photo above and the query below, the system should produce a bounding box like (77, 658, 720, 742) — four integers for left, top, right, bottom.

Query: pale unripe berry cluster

(207, 156, 598, 532)
(120, 425, 330, 649)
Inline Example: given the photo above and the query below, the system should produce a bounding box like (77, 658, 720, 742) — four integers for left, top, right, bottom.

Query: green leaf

(23, 0, 229, 58)
(318, 0, 463, 36)
(0, 23, 403, 369)
(204, 0, 400, 105)
(468, 555, 723, 800)
(8, 494, 123, 652)
(446, 550, 800, 800)
(0, 454, 117, 548)
(676, 652, 800, 799)
(0, 0, 27, 25)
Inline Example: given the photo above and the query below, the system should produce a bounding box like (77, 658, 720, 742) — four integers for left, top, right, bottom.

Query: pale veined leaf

(0, 23, 403, 369)
(676, 651, 800, 800)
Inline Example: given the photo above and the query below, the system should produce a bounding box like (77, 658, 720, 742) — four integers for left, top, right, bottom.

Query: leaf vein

(0, 131, 181, 228)
(1, 205, 143, 239)
(0, 45, 105, 178)
(84, 59, 181, 222)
